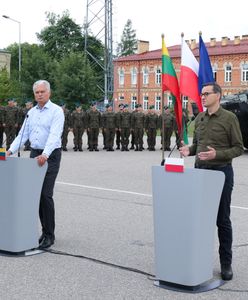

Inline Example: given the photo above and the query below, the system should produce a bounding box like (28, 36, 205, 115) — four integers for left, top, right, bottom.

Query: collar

(205, 106, 222, 117)
(36, 99, 51, 110)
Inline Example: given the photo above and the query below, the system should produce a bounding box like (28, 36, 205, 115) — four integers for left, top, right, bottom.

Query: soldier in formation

(159, 106, 175, 151)
(119, 104, 132, 151)
(132, 104, 145, 151)
(102, 104, 116, 151)
(71, 103, 86, 152)
(87, 102, 102, 151)
(145, 105, 159, 151)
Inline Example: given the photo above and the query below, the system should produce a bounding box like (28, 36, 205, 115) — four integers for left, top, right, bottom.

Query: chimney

(137, 40, 149, 54)
(241, 34, 248, 40)
(234, 36, 240, 45)
(210, 38, 216, 47)
(190, 39, 196, 50)
(221, 36, 229, 46)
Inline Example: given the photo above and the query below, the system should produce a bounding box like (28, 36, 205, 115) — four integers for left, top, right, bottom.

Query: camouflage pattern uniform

(102, 106, 116, 151)
(115, 104, 124, 149)
(87, 106, 102, 151)
(132, 105, 145, 151)
(71, 107, 86, 151)
(3, 101, 19, 149)
(119, 105, 132, 151)
(0, 105, 5, 147)
(145, 107, 158, 151)
(159, 108, 175, 151)
(62, 107, 72, 151)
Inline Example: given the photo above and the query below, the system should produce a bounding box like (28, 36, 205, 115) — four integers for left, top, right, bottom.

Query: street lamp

(2, 15, 21, 82)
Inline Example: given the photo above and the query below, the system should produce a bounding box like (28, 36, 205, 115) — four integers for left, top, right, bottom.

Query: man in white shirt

(7, 80, 64, 249)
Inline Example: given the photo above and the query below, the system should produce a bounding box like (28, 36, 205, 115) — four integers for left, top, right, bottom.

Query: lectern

(152, 166, 225, 293)
(0, 157, 47, 254)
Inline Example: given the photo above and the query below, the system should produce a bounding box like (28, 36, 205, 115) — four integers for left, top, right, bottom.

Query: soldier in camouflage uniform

(132, 104, 145, 151)
(115, 103, 124, 150)
(102, 104, 116, 151)
(71, 103, 86, 151)
(87, 102, 102, 151)
(159, 106, 175, 151)
(3, 99, 19, 150)
(0, 104, 5, 147)
(145, 105, 159, 151)
(120, 104, 132, 151)
(61, 102, 71, 151)
(23, 100, 33, 151)
(15, 101, 24, 137)
(130, 105, 138, 149)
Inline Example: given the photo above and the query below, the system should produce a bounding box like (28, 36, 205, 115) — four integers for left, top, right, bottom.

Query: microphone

(17, 114, 29, 157)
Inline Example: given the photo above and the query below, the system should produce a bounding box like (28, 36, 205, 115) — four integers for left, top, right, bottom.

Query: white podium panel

(152, 166, 225, 289)
(0, 157, 47, 253)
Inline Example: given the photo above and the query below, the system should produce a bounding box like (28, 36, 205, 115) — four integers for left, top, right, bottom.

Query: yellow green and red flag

(162, 34, 183, 135)
(0, 148, 6, 161)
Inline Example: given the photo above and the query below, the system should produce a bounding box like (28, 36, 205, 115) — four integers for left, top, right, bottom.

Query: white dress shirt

(9, 100, 65, 157)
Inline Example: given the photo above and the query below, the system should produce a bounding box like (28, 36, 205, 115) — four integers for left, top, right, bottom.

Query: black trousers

(30, 148, 62, 240)
(197, 164, 234, 265)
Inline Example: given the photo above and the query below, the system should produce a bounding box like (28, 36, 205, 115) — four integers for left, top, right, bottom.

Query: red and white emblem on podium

(165, 157, 184, 173)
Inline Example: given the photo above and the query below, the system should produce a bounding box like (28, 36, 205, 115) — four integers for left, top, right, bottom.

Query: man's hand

(36, 154, 48, 167)
(179, 141, 190, 157)
(6, 150, 12, 157)
(198, 146, 216, 161)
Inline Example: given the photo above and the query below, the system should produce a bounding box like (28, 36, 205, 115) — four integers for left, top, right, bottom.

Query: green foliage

(116, 19, 137, 57)
(37, 11, 84, 60)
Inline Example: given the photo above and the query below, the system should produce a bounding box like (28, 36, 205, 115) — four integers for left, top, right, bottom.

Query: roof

(115, 38, 248, 62)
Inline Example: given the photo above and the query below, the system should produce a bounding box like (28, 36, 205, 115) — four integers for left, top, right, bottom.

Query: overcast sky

(1, 0, 248, 51)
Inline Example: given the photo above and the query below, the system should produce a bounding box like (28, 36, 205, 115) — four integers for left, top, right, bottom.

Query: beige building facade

(0, 50, 11, 74)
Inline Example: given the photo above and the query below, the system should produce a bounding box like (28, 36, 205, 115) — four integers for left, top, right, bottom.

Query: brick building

(113, 35, 248, 113)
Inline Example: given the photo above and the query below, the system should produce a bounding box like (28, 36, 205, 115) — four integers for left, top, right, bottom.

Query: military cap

(8, 98, 16, 102)
(149, 105, 155, 109)
(90, 101, 97, 107)
(164, 105, 169, 110)
(105, 104, 110, 108)
(135, 103, 139, 108)
(59, 100, 65, 106)
(119, 103, 124, 108)
(75, 102, 81, 108)
(25, 99, 33, 104)
(124, 104, 129, 108)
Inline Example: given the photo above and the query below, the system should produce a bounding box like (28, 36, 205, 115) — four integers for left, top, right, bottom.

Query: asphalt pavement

(0, 133, 248, 300)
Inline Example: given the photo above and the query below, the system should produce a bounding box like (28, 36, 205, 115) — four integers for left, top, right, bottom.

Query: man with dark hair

(180, 82, 244, 281)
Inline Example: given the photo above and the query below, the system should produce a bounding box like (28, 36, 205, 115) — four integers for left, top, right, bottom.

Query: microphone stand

(17, 114, 29, 157)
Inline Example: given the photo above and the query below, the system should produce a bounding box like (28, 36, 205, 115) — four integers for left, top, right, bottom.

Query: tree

(51, 52, 102, 109)
(116, 19, 137, 57)
(37, 11, 84, 60)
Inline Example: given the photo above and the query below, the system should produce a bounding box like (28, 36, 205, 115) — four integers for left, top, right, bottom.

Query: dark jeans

(30, 148, 62, 240)
(197, 164, 234, 265)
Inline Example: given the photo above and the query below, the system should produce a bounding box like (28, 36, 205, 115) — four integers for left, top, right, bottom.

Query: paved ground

(0, 133, 248, 300)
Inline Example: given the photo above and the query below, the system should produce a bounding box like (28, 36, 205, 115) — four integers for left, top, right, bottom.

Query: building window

(241, 63, 248, 82)
(167, 95, 173, 107)
(182, 96, 188, 109)
(143, 95, 149, 110)
(119, 95, 124, 101)
(212, 64, 217, 81)
(225, 65, 232, 82)
(119, 68, 124, 85)
(143, 67, 149, 85)
(131, 67, 137, 85)
(155, 96, 161, 111)
(155, 68, 161, 85)
(131, 96, 137, 110)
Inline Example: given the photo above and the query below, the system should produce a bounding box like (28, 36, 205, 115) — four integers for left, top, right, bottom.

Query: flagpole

(161, 34, 165, 166)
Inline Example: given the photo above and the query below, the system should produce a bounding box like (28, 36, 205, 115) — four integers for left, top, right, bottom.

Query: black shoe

(94, 148, 99, 152)
(125, 148, 129, 151)
(78, 148, 83, 152)
(130, 146, 134, 150)
(89, 148, 93, 151)
(39, 236, 54, 249)
(135, 148, 139, 151)
(221, 264, 233, 281)
(63, 147, 68, 151)
(116, 146, 120, 150)
(39, 234, 44, 244)
(121, 148, 125, 151)
(74, 148, 78, 152)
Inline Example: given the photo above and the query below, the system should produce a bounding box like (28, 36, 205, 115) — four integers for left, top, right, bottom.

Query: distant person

(7, 80, 64, 249)
(180, 82, 244, 281)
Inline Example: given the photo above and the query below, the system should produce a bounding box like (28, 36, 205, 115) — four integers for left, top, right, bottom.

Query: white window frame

(155, 67, 161, 85)
(143, 67, 149, 85)
(241, 63, 248, 82)
(155, 96, 161, 111)
(131, 67, 137, 85)
(119, 68, 125, 85)
(182, 96, 188, 109)
(225, 64, 232, 82)
(143, 95, 149, 110)
(167, 95, 173, 107)
(131, 96, 137, 110)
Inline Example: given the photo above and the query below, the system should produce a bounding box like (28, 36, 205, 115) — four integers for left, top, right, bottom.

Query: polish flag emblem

(165, 158, 184, 173)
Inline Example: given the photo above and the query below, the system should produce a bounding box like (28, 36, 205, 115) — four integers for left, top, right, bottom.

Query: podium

(0, 157, 47, 254)
(152, 166, 225, 293)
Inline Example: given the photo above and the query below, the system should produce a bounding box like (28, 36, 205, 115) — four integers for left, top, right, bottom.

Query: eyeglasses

(200, 92, 216, 97)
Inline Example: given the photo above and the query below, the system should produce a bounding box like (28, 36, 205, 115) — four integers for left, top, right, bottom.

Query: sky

(1, 0, 248, 51)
